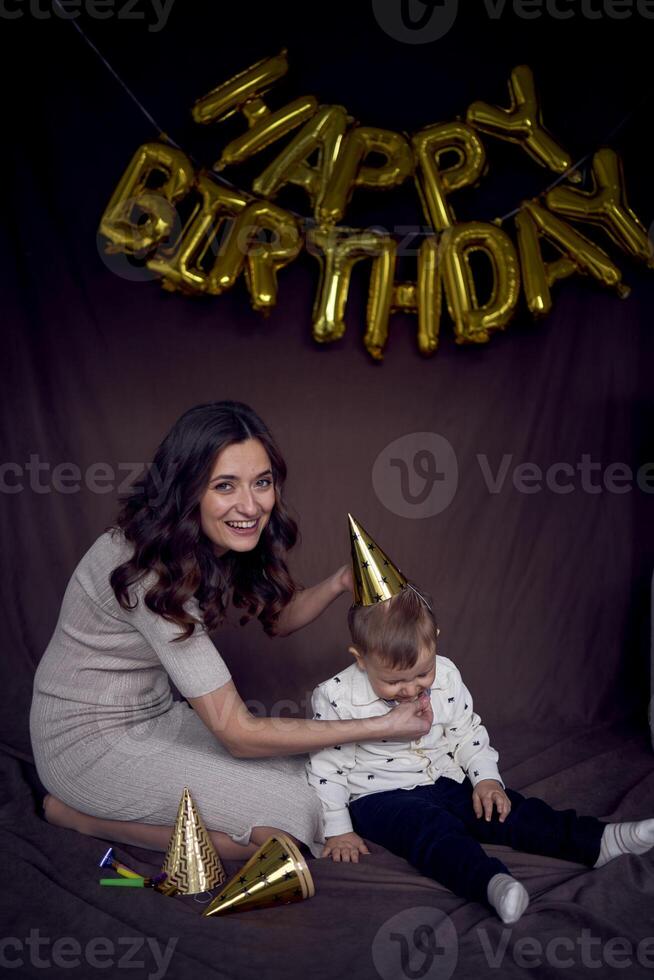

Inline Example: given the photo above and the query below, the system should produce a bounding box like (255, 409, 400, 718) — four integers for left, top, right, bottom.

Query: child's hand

(472, 779, 512, 822)
(322, 832, 370, 863)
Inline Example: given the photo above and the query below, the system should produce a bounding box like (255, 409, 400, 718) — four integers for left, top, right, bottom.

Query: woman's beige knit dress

(29, 528, 324, 857)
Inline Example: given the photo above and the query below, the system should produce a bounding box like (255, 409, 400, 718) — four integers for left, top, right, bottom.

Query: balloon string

(52, 0, 183, 151)
(55, 6, 651, 234)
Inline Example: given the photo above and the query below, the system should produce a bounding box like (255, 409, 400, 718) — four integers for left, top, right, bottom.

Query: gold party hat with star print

(202, 833, 315, 916)
(348, 513, 408, 607)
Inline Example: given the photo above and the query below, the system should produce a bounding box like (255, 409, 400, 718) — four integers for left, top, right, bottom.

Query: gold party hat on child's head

(348, 513, 408, 607)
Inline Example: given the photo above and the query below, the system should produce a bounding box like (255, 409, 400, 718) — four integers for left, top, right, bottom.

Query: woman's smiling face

(199, 438, 276, 555)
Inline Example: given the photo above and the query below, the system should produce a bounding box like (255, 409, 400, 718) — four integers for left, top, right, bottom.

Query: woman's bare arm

(272, 565, 352, 637)
(188, 679, 432, 759)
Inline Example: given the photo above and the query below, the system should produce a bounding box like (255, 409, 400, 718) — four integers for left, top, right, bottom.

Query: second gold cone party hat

(161, 787, 226, 895)
(203, 832, 315, 917)
(348, 513, 408, 607)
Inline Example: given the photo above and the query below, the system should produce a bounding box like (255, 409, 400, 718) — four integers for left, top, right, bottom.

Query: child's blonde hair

(347, 582, 438, 670)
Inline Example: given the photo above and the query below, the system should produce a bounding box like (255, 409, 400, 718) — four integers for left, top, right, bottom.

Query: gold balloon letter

(307, 226, 397, 359)
(545, 148, 654, 268)
(516, 200, 625, 315)
(412, 122, 487, 232)
(440, 222, 520, 344)
(149, 177, 301, 309)
(192, 50, 318, 171)
(317, 127, 414, 226)
(387, 237, 444, 356)
(99, 142, 194, 254)
(208, 200, 302, 311)
(467, 65, 571, 174)
(147, 175, 249, 293)
(253, 105, 351, 216)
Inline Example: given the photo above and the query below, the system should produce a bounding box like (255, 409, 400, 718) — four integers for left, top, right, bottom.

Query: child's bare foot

(487, 873, 529, 924)
(594, 819, 654, 867)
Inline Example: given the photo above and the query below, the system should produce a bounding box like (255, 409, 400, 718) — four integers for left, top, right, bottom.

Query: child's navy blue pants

(349, 776, 607, 909)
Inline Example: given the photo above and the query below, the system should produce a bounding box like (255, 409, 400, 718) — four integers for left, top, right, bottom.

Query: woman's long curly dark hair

(107, 401, 299, 640)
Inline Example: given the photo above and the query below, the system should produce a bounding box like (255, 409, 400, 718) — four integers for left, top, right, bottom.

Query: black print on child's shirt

(331, 701, 338, 708)
(336, 770, 344, 775)
(320, 778, 327, 784)
(448, 697, 454, 702)
(464, 704, 469, 709)
(367, 775, 375, 780)
(386, 758, 394, 762)
(473, 740, 480, 746)
(333, 677, 341, 683)
(334, 746, 341, 750)
(473, 770, 479, 777)
(314, 713, 322, 719)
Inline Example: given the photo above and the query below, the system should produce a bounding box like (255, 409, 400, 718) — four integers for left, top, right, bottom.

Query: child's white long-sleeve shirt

(306, 654, 504, 838)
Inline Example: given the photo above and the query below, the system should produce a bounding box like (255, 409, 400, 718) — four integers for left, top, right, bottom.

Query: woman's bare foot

(41, 793, 300, 859)
(43, 793, 81, 829)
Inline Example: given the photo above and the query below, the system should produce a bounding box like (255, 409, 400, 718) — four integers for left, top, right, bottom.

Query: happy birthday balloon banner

(99, 52, 652, 360)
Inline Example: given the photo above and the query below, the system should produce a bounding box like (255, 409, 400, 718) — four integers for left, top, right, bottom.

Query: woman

(30, 401, 431, 860)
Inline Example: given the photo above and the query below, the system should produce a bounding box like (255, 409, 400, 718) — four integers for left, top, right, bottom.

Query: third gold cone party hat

(348, 513, 408, 607)
(202, 833, 315, 917)
(161, 787, 226, 895)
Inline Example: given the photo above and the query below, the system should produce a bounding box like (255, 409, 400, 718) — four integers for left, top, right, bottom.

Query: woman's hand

(322, 832, 370, 863)
(272, 565, 354, 637)
(332, 564, 354, 596)
(472, 779, 511, 822)
(379, 693, 433, 741)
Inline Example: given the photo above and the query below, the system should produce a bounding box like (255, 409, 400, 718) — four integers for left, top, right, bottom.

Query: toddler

(306, 516, 654, 923)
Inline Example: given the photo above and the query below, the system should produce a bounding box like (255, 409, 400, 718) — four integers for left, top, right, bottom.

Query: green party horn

(98, 848, 168, 889)
(100, 877, 145, 887)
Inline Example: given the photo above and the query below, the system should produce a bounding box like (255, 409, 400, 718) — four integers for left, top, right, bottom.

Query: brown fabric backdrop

(3, 9, 654, 980)
(3, 3, 654, 762)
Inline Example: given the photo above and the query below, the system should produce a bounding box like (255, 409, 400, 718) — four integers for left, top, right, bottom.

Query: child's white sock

(487, 873, 529, 924)
(594, 819, 654, 868)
